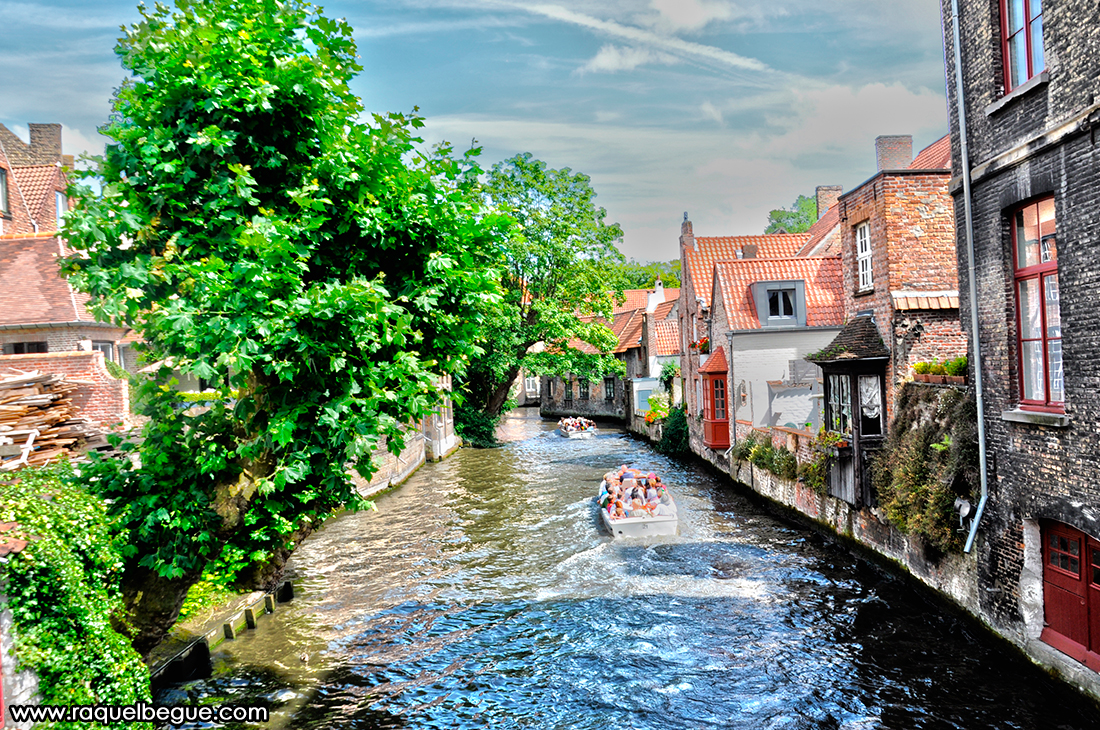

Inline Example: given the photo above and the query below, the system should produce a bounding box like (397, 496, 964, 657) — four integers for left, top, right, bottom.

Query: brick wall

(0, 350, 129, 428)
(942, 0, 1100, 698)
(540, 373, 625, 420)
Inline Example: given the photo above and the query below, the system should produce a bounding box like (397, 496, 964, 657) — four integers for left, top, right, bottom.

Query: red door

(1041, 522, 1100, 670)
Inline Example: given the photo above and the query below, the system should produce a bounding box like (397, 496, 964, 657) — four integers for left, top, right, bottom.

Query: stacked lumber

(0, 369, 102, 472)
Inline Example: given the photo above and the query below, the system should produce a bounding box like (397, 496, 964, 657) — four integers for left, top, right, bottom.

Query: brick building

(678, 187, 843, 458)
(0, 123, 131, 428)
(941, 0, 1100, 693)
(540, 281, 679, 421)
(808, 135, 966, 506)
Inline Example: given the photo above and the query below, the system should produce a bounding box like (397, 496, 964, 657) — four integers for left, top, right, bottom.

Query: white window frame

(0, 168, 9, 214)
(856, 222, 873, 292)
(56, 191, 67, 228)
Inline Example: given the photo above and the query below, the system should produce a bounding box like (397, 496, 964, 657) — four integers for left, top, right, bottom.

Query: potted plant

(696, 336, 710, 354)
(945, 355, 968, 384)
(929, 359, 947, 384)
(913, 360, 932, 382)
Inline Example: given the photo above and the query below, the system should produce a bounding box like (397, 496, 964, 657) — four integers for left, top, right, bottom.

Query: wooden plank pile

(0, 368, 101, 472)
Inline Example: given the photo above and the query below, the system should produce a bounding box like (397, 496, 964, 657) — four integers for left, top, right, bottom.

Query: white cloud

(699, 100, 723, 125)
(594, 110, 622, 123)
(580, 44, 678, 73)
(524, 3, 770, 74)
(647, 0, 734, 31)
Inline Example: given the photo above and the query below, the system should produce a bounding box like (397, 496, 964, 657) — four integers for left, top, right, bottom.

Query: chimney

(28, 124, 63, 165)
(680, 212, 697, 252)
(875, 135, 912, 171)
(742, 244, 758, 259)
(646, 277, 665, 312)
(815, 185, 842, 219)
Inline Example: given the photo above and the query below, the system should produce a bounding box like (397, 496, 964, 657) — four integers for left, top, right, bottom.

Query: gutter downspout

(950, 0, 990, 553)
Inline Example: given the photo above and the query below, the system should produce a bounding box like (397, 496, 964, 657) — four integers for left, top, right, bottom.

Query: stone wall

(1, 604, 38, 729)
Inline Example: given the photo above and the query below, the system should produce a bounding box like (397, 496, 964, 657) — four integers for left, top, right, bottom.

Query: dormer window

(856, 222, 873, 291)
(753, 281, 807, 328)
(769, 289, 795, 319)
(56, 191, 67, 228)
(0, 168, 9, 215)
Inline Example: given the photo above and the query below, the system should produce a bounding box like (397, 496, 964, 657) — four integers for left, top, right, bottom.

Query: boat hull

(559, 428, 597, 438)
(599, 507, 678, 537)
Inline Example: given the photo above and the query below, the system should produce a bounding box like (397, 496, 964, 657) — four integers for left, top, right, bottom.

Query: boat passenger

(612, 501, 628, 519)
(654, 494, 675, 517)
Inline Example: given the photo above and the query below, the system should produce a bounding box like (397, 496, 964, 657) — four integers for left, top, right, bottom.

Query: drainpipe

(950, 0, 990, 553)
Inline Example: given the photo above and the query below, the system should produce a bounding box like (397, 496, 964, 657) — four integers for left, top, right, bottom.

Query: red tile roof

(0, 233, 95, 325)
(685, 234, 810, 305)
(652, 318, 681, 356)
(651, 299, 676, 321)
(713, 256, 844, 331)
(615, 309, 644, 354)
(612, 286, 680, 315)
(0, 521, 30, 556)
(0, 145, 35, 237)
(13, 165, 62, 227)
(699, 345, 728, 374)
(795, 203, 841, 257)
(909, 134, 951, 170)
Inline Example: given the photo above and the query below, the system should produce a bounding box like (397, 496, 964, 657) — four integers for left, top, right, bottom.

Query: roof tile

(909, 134, 952, 170)
(0, 234, 93, 325)
(713, 256, 844, 330)
(685, 234, 810, 305)
(652, 319, 681, 356)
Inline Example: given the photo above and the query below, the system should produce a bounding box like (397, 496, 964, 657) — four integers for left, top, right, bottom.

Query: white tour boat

(596, 474, 678, 538)
(558, 418, 598, 438)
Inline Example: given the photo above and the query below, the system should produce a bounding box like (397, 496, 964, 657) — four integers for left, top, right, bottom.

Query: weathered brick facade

(942, 0, 1100, 697)
(0, 351, 129, 428)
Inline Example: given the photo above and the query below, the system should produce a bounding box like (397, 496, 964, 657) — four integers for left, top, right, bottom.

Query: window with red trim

(1013, 197, 1061, 410)
(1001, 0, 1045, 92)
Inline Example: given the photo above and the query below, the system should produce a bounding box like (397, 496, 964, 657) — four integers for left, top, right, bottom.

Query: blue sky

(1, 0, 951, 262)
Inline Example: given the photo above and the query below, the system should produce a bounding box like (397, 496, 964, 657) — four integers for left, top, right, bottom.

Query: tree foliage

(764, 194, 816, 234)
(460, 153, 625, 418)
(607, 259, 681, 289)
(61, 0, 502, 654)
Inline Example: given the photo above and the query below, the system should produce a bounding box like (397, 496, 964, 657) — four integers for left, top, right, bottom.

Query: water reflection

(157, 409, 1100, 729)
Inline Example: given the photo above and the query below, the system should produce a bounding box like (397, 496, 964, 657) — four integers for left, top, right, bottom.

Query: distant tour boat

(558, 417, 597, 438)
(596, 470, 678, 538)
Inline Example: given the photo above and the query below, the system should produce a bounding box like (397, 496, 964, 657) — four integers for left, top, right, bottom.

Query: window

(579, 379, 589, 400)
(604, 376, 615, 402)
(91, 341, 115, 362)
(768, 289, 795, 319)
(548, 379, 555, 398)
(1013, 197, 1061, 410)
(0, 168, 9, 214)
(56, 191, 67, 228)
(1002, 0, 1044, 92)
(826, 373, 852, 434)
(713, 379, 726, 420)
(564, 379, 573, 404)
(3, 342, 48, 355)
(856, 222, 872, 291)
(858, 374, 883, 436)
(524, 376, 539, 394)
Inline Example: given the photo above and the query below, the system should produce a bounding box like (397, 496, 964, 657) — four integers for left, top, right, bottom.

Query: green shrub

(729, 432, 758, 462)
(945, 355, 968, 377)
(912, 360, 932, 375)
(0, 463, 152, 728)
(930, 358, 948, 376)
(453, 404, 501, 448)
(655, 406, 689, 457)
(658, 360, 680, 393)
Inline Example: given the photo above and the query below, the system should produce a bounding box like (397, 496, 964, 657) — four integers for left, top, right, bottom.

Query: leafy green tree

(764, 193, 816, 234)
(459, 153, 625, 424)
(607, 259, 681, 289)
(62, 0, 501, 655)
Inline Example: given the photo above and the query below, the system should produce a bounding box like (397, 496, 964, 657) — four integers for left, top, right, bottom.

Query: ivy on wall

(871, 384, 979, 554)
(0, 463, 152, 729)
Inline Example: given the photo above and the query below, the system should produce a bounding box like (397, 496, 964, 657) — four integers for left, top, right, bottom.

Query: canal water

(158, 410, 1100, 728)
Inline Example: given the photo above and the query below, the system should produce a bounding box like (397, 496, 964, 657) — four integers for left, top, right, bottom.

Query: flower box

(947, 375, 967, 385)
(928, 375, 946, 384)
(914, 373, 932, 383)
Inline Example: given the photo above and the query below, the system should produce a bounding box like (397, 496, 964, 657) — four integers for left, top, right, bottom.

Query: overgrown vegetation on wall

(655, 406, 689, 456)
(0, 462, 152, 729)
(871, 384, 979, 554)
